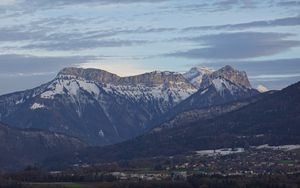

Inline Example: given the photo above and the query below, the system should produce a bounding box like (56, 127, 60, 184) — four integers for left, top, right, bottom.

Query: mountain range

(0, 65, 257, 146)
(0, 67, 197, 146)
(45, 80, 300, 168)
(0, 64, 296, 170)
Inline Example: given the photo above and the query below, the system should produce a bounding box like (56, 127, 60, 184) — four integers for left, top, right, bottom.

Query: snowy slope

(183, 67, 214, 88)
(0, 68, 197, 146)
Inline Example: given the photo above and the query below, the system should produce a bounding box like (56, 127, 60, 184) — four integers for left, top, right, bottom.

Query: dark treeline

(1, 168, 300, 188)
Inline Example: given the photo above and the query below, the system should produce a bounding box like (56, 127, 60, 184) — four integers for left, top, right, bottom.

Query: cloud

(205, 58, 300, 75)
(167, 32, 300, 59)
(0, 0, 17, 6)
(23, 39, 149, 51)
(82, 27, 176, 40)
(249, 73, 300, 80)
(0, 71, 56, 77)
(0, 54, 96, 95)
(20, 0, 169, 8)
(0, 29, 43, 42)
(0, 24, 170, 51)
(0, 54, 94, 74)
(211, 0, 257, 11)
(183, 15, 300, 31)
(277, 1, 300, 7)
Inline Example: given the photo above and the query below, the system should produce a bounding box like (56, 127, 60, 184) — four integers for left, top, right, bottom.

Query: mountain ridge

(0, 65, 260, 146)
(0, 67, 198, 146)
(43, 80, 300, 168)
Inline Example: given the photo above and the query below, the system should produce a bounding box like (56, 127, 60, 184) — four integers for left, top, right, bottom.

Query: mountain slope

(149, 66, 259, 128)
(200, 65, 252, 89)
(0, 68, 197, 145)
(0, 122, 85, 170)
(47, 81, 300, 167)
(183, 66, 214, 88)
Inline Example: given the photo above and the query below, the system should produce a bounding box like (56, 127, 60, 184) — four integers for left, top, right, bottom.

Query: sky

(0, 0, 299, 94)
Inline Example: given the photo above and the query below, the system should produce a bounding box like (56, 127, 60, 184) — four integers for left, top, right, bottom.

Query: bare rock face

(118, 71, 192, 88)
(59, 67, 194, 88)
(58, 67, 120, 83)
(200, 65, 252, 89)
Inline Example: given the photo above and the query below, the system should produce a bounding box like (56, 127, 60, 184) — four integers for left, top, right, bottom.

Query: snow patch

(200, 88, 208, 95)
(257, 85, 269, 93)
(253, 144, 300, 151)
(212, 78, 233, 92)
(15, 98, 25, 105)
(40, 78, 100, 99)
(183, 66, 214, 88)
(196, 148, 244, 156)
(99, 130, 105, 137)
(30, 103, 46, 110)
(103, 84, 196, 104)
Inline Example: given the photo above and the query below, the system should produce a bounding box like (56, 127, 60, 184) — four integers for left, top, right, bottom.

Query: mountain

(0, 65, 260, 148)
(149, 65, 259, 128)
(153, 94, 266, 132)
(257, 85, 269, 93)
(0, 122, 85, 170)
(45, 80, 299, 167)
(0, 67, 197, 146)
(182, 65, 258, 111)
(183, 66, 214, 88)
(200, 65, 252, 89)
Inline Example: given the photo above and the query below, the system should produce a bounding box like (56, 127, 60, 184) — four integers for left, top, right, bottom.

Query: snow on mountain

(183, 67, 214, 88)
(165, 66, 259, 118)
(0, 67, 197, 146)
(200, 65, 252, 90)
(47, 70, 197, 107)
(0, 66, 259, 146)
(210, 77, 253, 96)
(257, 85, 269, 93)
(30, 103, 46, 110)
(40, 76, 100, 100)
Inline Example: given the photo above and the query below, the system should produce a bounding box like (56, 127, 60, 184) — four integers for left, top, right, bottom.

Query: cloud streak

(23, 39, 149, 51)
(183, 15, 300, 31)
(0, 54, 94, 74)
(18, 0, 169, 9)
(167, 32, 300, 59)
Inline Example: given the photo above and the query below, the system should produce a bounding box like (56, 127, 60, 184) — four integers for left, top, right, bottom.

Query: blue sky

(0, 0, 299, 94)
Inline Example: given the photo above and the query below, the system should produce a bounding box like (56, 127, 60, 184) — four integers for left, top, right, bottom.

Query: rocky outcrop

(200, 65, 252, 89)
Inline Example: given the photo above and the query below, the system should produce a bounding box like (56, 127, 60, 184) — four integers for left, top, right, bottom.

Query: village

(83, 147, 300, 182)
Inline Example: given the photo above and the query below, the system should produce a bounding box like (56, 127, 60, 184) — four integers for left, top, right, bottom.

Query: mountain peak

(57, 67, 120, 83)
(257, 85, 269, 93)
(183, 66, 214, 88)
(220, 65, 234, 71)
(209, 65, 252, 88)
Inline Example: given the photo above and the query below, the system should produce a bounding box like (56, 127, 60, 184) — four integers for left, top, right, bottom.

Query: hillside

(0, 122, 86, 170)
(45, 81, 300, 168)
